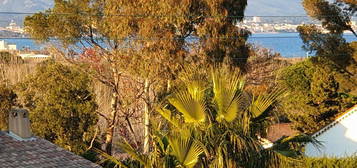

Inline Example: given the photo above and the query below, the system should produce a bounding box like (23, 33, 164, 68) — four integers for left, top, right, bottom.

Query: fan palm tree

(99, 66, 318, 168)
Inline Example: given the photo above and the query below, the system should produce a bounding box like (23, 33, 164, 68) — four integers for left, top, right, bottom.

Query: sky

(0, 0, 307, 16)
(245, 0, 306, 16)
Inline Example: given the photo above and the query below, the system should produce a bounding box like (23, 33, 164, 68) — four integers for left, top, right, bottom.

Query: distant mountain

(0, 0, 53, 27)
(0, 0, 53, 13)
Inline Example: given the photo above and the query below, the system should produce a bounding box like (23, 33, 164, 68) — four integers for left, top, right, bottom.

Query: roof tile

(0, 132, 102, 168)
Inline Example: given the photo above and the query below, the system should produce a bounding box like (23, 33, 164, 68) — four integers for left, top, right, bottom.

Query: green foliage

(347, 41, 357, 80)
(287, 157, 357, 168)
(0, 52, 23, 64)
(168, 81, 207, 124)
(102, 66, 315, 168)
(167, 133, 204, 168)
(0, 81, 17, 131)
(278, 58, 357, 133)
(24, 0, 252, 71)
(212, 68, 244, 122)
(24, 1, 253, 155)
(17, 60, 98, 154)
(297, 25, 355, 71)
(0, 52, 13, 64)
(281, 18, 357, 134)
(302, 0, 356, 36)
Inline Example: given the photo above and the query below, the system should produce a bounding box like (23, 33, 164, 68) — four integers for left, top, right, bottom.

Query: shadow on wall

(305, 107, 357, 157)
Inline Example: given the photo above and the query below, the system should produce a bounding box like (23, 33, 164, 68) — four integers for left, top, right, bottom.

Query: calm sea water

(1, 33, 356, 58)
(249, 33, 356, 57)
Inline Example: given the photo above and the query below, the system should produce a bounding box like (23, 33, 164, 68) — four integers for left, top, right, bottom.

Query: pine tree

(302, 0, 357, 36)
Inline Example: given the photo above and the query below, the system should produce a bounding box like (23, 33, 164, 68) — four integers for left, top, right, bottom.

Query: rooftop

(266, 123, 298, 142)
(311, 105, 357, 138)
(0, 132, 101, 168)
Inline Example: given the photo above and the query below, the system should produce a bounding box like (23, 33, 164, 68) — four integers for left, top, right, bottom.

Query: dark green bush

(278, 58, 357, 134)
(288, 157, 357, 168)
(0, 81, 17, 131)
(17, 60, 99, 154)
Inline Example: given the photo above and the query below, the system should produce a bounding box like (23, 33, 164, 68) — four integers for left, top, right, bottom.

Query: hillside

(0, 0, 53, 26)
(0, 0, 52, 12)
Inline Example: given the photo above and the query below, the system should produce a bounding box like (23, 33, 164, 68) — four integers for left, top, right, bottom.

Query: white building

(0, 40, 17, 51)
(19, 53, 51, 60)
(5, 20, 24, 33)
(252, 16, 261, 23)
(305, 105, 357, 157)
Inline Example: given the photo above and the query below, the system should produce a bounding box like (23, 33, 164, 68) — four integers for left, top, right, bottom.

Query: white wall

(0, 40, 6, 50)
(8, 44, 17, 50)
(305, 107, 357, 157)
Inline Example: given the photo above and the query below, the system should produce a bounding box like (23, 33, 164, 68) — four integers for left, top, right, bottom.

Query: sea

(1, 33, 356, 58)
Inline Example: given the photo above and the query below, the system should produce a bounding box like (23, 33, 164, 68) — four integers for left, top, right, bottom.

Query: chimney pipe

(8, 109, 32, 139)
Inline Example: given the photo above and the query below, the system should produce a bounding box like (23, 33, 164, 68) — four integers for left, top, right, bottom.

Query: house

(0, 40, 17, 51)
(266, 123, 298, 142)
(0, 109, 102, 168)
(305, 105, 357, 157)
(260, 123, 298, 149)
(19, 53, 51, 63)
(19, 53, 51, 59)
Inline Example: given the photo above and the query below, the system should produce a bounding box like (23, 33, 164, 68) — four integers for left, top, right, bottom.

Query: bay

(1, 33, 356, 58)
(249, 33, 356, 57)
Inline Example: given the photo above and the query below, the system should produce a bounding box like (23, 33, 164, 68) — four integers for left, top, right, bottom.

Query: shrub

(288, 157, 357, 168)
(278, 58, 357, 134)
(0, 81, 16, 130)
(17, 60, 98, 154)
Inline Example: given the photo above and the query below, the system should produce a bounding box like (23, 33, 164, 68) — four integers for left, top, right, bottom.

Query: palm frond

(116, 140, 151, 167)
(211, 67, 244, 122)
(167, 134, 205, 168)
(259, 149, 302, 168)
(249, 88, 285, 119)
(92, 148, 129, 168)
(274, 134, 322, 150)
(168, 87, 206, 124)
(156, 107, 181, 128)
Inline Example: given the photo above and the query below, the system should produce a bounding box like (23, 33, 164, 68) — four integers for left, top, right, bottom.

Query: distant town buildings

(0, 40, 17, 51)
(1, 38, 51, 62)
(240, 17, 357, 33)
(19, 53, 51, 60)
(252, 16, 261, 23)
(3, 20, 24, 33)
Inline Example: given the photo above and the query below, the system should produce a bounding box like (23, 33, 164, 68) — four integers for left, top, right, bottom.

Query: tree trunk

(143, 78, 150, 153)
(103, 68, 120, 155)
(167, 79, 171, 92)
(103, 91, 119, 155)
(350, 28, 357, 38)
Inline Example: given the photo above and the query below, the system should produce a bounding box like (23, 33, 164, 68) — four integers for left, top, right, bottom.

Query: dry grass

(277, 57, 306, 64)
(1, 63, 37, 84)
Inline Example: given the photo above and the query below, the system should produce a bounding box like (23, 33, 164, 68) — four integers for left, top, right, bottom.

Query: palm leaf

(249, 88, 285, 119)
(211, 68, 244, 122)
(274, 134, 322, 150)
(167, 134, 204, 168)
(259, 149, 301, 168)
(92, 148, 129, 168)
(116, 140, 151, 167)
(168, 84, 206, 123)
(156, 107, 181, 128)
